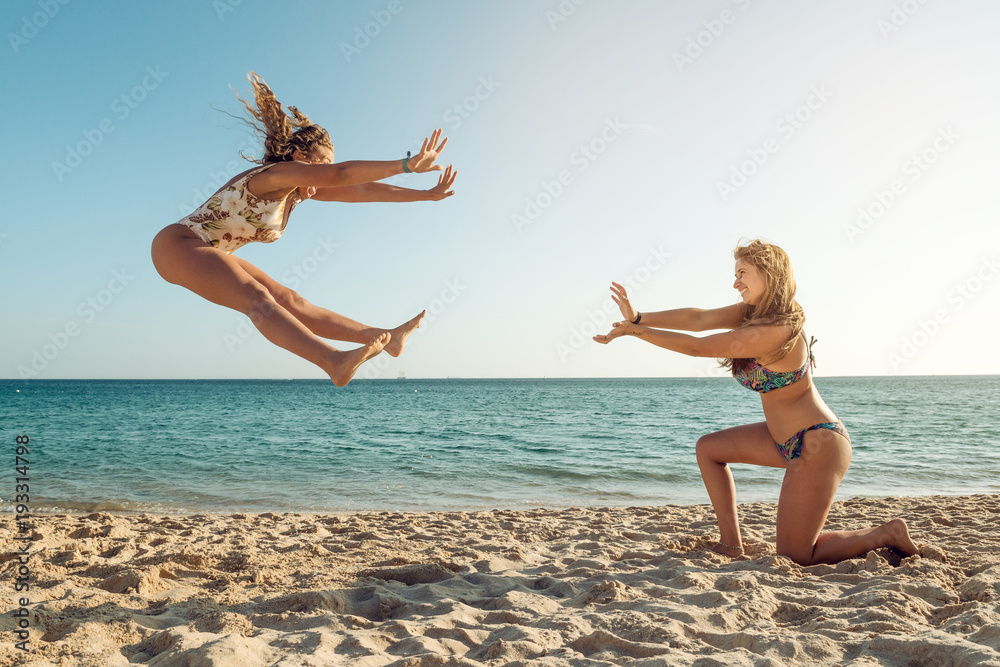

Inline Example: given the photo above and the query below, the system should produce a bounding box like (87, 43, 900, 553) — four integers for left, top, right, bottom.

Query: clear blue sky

(3, 0, 998, 380)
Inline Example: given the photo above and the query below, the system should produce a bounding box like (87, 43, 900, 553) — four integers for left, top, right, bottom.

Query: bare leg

(776, 429, 919, 565)
(151, 226, 386, 386)
(812, 519, 920, 562)
(382, 311, 425, 358)
(235, 256, 425, 357)
(696, 422, 787, 554)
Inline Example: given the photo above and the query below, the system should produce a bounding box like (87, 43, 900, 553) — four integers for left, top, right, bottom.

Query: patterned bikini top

(733, 334, 816, 393)
(177, 163, 301, 254)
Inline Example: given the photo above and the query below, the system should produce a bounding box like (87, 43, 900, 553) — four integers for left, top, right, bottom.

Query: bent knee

(776, 542, 814, 566)
(271, 285, 304, 311)
(242, 283, 280, 318)
(695, 433, 722, 463)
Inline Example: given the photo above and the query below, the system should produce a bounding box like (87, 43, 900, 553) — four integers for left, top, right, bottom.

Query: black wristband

(631, 312, 642, 324)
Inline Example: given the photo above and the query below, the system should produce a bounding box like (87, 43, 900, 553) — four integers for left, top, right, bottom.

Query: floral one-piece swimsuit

(176, 163, 301, 255)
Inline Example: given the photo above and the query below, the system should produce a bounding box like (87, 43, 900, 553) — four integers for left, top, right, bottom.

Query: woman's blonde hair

(235, 72, 333, 164)
(721, 239, 805, 371)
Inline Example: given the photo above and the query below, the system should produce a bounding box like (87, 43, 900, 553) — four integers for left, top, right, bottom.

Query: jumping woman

(593, 239, 919, 565)
(152, 73, 456, 386)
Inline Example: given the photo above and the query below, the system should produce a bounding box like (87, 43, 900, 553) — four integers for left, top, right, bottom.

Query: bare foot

(327, 333, 390, 387)
(883, 518, 920, 557)
(384, 310, 425, 358)
(711, 542, 744, 558)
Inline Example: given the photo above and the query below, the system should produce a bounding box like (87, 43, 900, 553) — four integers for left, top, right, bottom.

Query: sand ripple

(2, 495, 1000, 665)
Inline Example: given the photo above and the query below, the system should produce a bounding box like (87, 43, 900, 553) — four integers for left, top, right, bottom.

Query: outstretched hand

(593, 321, 635, 345)
(425, 164, 457, 201)
(407, 129, 449, 174)
(609, 281, 639, 324)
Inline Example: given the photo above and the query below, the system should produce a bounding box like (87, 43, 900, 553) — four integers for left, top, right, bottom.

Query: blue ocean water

(1, 377, 997, 514)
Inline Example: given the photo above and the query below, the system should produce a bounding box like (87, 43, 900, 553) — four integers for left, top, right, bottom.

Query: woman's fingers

(410, 130, 450, 173)
(431, 128, 447, 150)
(439, 165, 457, 187)
(430, 166, 456, 198)
(420, 129, 448, 154)
(593, 329, 622, 344)
(424, 165, 457, 199)
(609, 283, 634, 321)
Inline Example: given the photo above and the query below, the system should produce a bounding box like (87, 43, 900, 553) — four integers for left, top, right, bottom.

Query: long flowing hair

(720, 239, 805, 372)
(234, 72, 333, 164)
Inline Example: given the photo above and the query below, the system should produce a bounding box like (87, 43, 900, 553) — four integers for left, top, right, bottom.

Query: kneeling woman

(594, 240, 919, 565)
(152, 73, 456, 386)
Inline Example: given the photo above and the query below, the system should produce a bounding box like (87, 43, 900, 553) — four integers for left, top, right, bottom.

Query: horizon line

(4, 374, 998, 382)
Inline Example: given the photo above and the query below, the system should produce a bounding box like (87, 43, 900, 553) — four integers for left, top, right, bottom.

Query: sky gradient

(3, 0, 998, 380)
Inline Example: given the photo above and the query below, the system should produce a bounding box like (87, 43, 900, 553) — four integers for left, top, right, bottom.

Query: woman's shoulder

(736, 319, 795, 342)
(212, 163, 270, 190)
(755, 328, 807, 370)
(246, 161, 305, 201)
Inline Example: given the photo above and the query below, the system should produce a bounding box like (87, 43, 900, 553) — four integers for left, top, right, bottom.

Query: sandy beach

(1, 494, 999, 666)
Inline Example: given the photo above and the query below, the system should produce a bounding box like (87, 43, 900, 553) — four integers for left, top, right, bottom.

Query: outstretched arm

(252, 129, 450, 193)
(606, 282, 743, 331)
(638, 305, 744, 331)
(594, 321, 791, 359)
(310, 165, 457, 202)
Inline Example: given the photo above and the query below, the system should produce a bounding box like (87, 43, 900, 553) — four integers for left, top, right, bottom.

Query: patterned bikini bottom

(776, 421, 850, 462)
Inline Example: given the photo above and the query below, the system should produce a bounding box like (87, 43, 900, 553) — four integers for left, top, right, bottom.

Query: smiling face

(734, 258, 767, 306)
